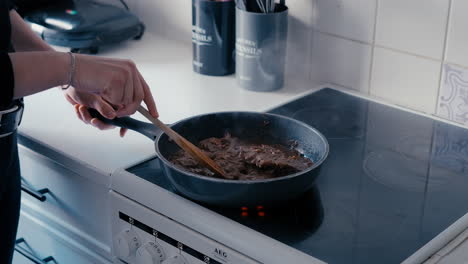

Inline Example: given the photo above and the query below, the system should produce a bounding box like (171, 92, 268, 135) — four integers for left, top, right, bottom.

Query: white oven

(111, 191, 258, 264)
(109, 159, 324, 264)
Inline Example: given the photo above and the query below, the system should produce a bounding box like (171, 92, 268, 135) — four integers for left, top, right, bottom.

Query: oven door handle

(14, 238, 55, 264)
(20, 179, 49, 202)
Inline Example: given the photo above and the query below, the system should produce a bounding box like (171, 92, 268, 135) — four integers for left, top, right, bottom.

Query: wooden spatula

(137, 106, 227, 178)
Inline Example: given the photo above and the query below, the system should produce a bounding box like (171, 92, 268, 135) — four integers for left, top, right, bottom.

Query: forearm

(9, 10, 54, 52)
(10, 52, 69, 98)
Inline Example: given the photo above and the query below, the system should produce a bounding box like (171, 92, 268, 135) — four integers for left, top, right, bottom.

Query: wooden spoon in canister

(137, 106, 227, 178)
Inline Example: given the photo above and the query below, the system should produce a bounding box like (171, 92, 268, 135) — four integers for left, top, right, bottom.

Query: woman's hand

(8, 9, 158, 128)
(64, 88, 129, 137)
(72, 54, 158, 118)
(64, 54, 159, 136)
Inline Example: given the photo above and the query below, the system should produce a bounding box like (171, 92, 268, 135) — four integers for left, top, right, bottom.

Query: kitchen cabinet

(12, 251, 35, 264)
(13, 209, 111, 264)
(16, 145, 113, 263)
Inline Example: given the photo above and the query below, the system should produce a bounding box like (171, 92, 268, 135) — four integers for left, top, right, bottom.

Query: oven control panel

(111, 191, 259, 264)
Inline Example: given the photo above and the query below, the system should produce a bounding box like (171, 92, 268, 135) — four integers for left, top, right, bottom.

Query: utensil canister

(236, 3, 288, 91)
(192, 0, 235, 76)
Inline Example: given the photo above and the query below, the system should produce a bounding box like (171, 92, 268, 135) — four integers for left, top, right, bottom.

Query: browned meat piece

(239, 144, 313, 173)
(168, 134, 313, 180)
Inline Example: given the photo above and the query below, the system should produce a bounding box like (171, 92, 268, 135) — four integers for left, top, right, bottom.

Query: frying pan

(91, 111, 329, 207)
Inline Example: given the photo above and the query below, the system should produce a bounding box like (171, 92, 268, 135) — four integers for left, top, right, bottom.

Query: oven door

(110, 190, 259, 264)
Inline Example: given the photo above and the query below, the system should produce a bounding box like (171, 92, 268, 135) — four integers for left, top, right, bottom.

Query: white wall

(125, 0, 468, 128)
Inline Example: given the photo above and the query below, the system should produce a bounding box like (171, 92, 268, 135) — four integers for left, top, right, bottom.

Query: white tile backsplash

(316, 0, 376, 43)
(370, 47, 441, 114)
(375, 0, 449, 59)
(286, 0, 314, 26)
(285, 24, 312, 81)
(437, 64, 468, 126)
(311, 33, 372, 92)
(136, 0, 192, 42)
(446, 0, 468, 67)
(284, 1, 314, 80)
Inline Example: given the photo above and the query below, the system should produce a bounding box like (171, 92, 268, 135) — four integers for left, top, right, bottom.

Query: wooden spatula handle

(137, 106, 169, 134)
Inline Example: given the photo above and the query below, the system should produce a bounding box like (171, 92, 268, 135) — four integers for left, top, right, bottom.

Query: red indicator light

(258, 212, 265, 217)
(256, 205, 264, 210)
(241, 212, 248, 217)
(241, 207, 248, 211)
(66, 9, 77, 15)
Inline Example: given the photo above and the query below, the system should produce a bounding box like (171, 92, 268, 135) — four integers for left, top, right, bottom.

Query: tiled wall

(311, 0, 468, 128)
(127, 0, 468, 127)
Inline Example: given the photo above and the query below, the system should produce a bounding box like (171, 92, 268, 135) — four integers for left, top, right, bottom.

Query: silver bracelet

(61, 52, 76, 90)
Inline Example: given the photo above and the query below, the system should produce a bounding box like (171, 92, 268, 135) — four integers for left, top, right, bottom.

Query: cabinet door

(14, 210, 112, 264)
(18, 146, 111, 259)
(12, 252, 33, 264)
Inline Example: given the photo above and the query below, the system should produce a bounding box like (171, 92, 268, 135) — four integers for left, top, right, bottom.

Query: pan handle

(88, 109, 160, 140)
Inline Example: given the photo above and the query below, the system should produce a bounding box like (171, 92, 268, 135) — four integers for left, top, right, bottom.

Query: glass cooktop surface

(127, 88, 468, 264)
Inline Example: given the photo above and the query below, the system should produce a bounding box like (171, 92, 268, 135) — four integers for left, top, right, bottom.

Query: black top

(0, 0, 15, 110)
(0, 0, 19, 189)
(0, 3, 21, 264)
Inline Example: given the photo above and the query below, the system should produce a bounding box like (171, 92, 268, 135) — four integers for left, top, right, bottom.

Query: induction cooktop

(127, 88, 468, 264)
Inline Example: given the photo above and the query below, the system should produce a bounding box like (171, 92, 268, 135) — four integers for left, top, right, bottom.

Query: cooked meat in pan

(169, 134, 313, 180)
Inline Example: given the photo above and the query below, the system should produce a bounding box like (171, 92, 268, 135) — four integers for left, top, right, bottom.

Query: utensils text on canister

(235, 1, 288, 91)
(192, 0, 235, 76)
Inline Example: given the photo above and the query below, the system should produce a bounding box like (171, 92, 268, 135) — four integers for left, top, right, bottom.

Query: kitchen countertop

(18, 33, 321, 186)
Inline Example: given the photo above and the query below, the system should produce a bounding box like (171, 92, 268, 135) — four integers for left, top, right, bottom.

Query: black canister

(192, 0, 235, 76)
(236, 3, 288, 91)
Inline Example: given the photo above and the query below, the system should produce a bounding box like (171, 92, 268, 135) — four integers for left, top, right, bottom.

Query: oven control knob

(161, 254, 187, 264)
(136, 241, 166, 264)
(114, 229, 141, 258)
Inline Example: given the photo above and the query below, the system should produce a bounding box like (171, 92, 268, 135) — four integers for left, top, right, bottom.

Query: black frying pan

(91, 111, 329, 207)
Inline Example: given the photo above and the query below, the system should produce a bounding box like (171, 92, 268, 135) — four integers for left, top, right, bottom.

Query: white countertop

(18, 33, 321, 184)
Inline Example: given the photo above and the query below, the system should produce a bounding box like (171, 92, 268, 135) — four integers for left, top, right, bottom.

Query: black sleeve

(7, 0, 15, 10)
(0, 53, 15, 109)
